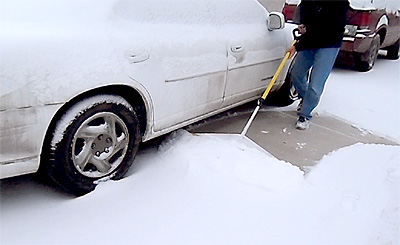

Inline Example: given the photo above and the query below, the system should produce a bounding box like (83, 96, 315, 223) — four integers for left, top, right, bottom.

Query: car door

(222, 6, 288, 107)
(114, 0, 228, 131)
(384, 8, 400, 46)
(150, 37, 228, 131)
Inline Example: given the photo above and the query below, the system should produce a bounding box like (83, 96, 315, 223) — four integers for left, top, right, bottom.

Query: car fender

(376, 14, 389, 31)
(58, 75, 156, 141)
(374, 15, 388, 41)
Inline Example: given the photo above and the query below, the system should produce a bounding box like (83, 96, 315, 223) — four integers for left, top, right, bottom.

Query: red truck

(282, 0, 400, 71)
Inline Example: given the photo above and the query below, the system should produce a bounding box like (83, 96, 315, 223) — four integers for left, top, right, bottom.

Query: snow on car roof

(0, 0, 268, 25)
(285, 0, 400, 13)
(351, 0, 400, 12)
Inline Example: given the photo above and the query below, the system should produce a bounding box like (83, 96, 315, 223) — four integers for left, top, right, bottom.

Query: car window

(111, 0, 267, 25)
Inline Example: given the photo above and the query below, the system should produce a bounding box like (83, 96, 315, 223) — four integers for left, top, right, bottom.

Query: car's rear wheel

(264, 74, 297, 106)
(43, 95, 141, 196)
(264, 59, 298, 106)
(355, 34, 380, 72)
(386, 38, 400, 60)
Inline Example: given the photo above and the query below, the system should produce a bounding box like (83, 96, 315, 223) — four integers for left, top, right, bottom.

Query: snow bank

(156, 131, 304, 192)
(1, 131, 399, 244)
(290, 143, 400, 245)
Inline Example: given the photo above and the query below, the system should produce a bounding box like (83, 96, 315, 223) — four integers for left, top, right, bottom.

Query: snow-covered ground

(318, 55, 400, 143)
(1, 0, 399, 243)
(1, 58, 399, 244)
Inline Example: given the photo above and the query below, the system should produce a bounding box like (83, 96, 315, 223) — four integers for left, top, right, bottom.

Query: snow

(0, 0, 276, 112)
(1, 58, 399, 244)
(50, 95, 133, 146)
(1, 1, 400, 244)
(350, 0, 400, 12)
(285, 0, 400, 12)
(318, 57, 400, 143)
(1, 130, 399, 244)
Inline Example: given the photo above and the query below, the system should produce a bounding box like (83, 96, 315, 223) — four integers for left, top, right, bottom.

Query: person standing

(288, 0, 349, 130)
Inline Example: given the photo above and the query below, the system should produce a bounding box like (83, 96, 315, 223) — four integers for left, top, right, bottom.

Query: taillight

(359, 12, 372, 27)
(282, 6, 288, 17)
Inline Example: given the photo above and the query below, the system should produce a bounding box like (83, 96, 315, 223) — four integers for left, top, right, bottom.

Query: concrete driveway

(187, 102, 398, 171)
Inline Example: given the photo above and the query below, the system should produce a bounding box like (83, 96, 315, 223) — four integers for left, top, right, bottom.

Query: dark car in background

(283, 0, 400, 71)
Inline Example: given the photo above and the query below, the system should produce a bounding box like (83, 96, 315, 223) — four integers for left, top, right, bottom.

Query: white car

(0, 0, 294, 195)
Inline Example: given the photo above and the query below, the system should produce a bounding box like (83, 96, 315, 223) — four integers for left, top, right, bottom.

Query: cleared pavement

(187, 102, 398, 171)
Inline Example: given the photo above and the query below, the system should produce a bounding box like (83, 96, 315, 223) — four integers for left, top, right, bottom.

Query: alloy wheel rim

(368, 40, 379, 68)
(72, 112, 129, 178)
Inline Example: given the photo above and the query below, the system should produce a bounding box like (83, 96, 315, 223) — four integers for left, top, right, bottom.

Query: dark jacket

(296, 0, 349, 51)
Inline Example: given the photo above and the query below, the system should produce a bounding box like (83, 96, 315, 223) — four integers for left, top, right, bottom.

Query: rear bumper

(341, 34, 374, 54)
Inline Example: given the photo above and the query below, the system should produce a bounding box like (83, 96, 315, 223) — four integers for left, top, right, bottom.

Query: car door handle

(231, 46, 244, 53)
(125, 51, 150, 63)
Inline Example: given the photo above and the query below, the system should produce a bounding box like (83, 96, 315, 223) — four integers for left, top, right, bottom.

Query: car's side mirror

(267, 12, 285, 31)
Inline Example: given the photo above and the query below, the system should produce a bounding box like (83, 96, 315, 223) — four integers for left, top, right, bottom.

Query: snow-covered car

(0, 0, 294, 195)
(282, 0, 400, 71)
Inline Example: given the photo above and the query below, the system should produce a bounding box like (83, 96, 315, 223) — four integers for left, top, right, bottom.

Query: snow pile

(1, 131, 399, 244)
(157, 131, 303, 192)
(300, 143, 399, 244)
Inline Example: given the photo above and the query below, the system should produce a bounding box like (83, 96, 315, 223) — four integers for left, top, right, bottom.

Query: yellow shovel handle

(261, 40, 297, 101)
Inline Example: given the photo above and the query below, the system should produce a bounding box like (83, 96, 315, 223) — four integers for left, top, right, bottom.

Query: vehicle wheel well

(377, 28, 386, 45)
(40, 85, 148, 169)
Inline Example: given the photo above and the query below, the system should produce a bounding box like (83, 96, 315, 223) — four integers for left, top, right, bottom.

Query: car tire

(386, 38, 400, 60)
(354, 34, 380, 72)
(43, 95, 141, 196)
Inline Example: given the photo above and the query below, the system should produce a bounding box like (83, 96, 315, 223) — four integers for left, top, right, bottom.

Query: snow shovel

(240, 39, 297, 136)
